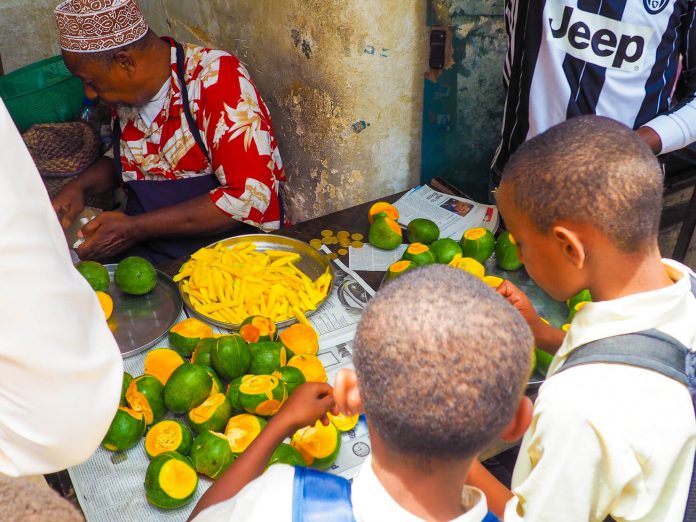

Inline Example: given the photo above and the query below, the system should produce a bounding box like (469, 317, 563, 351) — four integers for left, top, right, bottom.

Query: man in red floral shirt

(52, 0, 285, 262)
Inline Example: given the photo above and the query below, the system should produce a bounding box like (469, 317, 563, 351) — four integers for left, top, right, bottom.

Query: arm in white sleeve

(642, 5, 696, 154)
(503, 380, 640, 522)
(0, 100, 123, 476)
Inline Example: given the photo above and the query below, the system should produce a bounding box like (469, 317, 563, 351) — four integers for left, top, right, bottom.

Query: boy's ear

(500, 396, 533, 443)
(333, 369, 364, 417)
(552, 225, 586, 269)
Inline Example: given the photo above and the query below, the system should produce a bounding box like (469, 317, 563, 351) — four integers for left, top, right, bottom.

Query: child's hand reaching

(274, 382, 338, 436)
(496, 280, 540, 326)
(497, 280, 566, 354)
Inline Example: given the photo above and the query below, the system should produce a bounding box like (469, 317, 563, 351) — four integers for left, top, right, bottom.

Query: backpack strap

(292, 466, 355, 522)
(557, 329, 688, 386)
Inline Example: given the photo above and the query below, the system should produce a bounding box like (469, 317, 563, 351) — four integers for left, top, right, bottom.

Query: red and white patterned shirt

(111, 39, 285, 231)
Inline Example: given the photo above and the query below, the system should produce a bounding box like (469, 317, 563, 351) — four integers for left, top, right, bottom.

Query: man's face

(495, 183, 580, 302)
(62, 51, 147, 107)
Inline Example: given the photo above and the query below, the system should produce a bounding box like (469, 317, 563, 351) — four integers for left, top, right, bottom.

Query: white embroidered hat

(54, 0, 149, 53)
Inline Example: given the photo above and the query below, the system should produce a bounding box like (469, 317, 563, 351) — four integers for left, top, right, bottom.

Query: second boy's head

(496, 115, 664, 301)
(334, 265, 533, 465)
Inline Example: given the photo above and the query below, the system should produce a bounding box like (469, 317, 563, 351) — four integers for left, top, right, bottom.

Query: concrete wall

(139, 0, 428, 223)
(0, 0, 61, 74)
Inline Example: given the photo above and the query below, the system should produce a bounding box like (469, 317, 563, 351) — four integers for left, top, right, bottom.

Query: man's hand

(273, 382, 337, 437)
(636, 126, 662, 154)
(52, 181, 85, 230)
(76, 212, 139, 260)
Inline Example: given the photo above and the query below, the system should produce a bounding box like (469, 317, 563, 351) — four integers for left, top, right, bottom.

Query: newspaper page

(68, 251, 374, 521)
(347, 243, 408, 274)
(393, 185, 499, 239)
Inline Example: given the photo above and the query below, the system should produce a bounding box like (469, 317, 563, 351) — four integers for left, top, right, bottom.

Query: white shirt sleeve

(504, 373, 641, 522)
(191, 464, 294, 522)
(0, 100, 123, 476)
(642, 101, 696, 154)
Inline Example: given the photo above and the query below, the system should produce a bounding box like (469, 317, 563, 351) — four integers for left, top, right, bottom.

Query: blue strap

(292, 466, 355, 522)
(483, 512, 502, 522)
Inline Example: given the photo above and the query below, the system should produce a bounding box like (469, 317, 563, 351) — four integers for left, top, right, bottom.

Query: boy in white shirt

(468, 115, 696, 521)
(188, 265, 535, 522)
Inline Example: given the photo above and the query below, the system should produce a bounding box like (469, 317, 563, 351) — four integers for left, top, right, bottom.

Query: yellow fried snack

(174, 242, 332, 326)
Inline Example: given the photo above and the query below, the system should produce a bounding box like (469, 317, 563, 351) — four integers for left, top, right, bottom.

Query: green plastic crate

(0, 55, 85, 132)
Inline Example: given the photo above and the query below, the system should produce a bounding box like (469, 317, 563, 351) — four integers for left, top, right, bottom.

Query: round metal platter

(104, 264, 183, 358)
(178, 234, 335, 331)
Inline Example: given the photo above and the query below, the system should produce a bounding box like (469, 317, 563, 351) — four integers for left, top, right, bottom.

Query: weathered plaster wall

(422, 0, 506, 201)
(0, 0, 61, 73)
(139, 0, 428, 222)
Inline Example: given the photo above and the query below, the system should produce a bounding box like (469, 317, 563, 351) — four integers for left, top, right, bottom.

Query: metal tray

(178, 234, 334, 331)
(104, 264, 183, 358)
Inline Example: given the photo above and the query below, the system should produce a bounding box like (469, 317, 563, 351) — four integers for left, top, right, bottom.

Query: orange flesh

(279, 324, 319, 355)
(189, 393, 226, 423)
(288, 355, 327, 383)
(239, 324, 260, 343)
(389, 260, 413, 273)
(252, 317, 275, 337)
(508, 233, 517, 245)
(368, 202, 399, 223)
(159, 460, 197, 499)
(145, 421, 183, 456)
(464, 227, 487, 240)
(384, 217, 402, 235)
(171, 317, 212, 338)
(225, 414, 262, 452)
(406, 243, 428, 255)
(292, 421, 338, 459)
(239, 375, 279, 395)
(144, 349, 184, 385)
(125, 383, 154, 424)
(254, 399, 283, 416)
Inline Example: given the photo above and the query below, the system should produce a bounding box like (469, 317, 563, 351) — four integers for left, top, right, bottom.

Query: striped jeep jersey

(492, 0, 696, 186)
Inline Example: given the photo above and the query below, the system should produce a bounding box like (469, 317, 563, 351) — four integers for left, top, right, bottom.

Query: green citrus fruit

(125, 374, 165, 425)
(534, 348, 554, 377)
(429, 238, 462, 264)
(76, 260, 110, 292)
(384, 260, 417, 282)
(212, 335, 251, 381)
(406, 218, 440, 245)
(460, 227, 495, 264)
(291, 420, 341, 470)
(238, 375, 287, 416)
(401, 243, 436, 266)
(225, 413, 267, 454)
(190, 430, 235, 480)
(239, 316, 277, 343)
(145, 420, 193, 459)
(144, 452, 198, 509)
(568, 301, 590, 322)
(248, 341, 287, 375)
(268, 443, 306, 468)
(188, 393, 233, 433)
(168, 318, 213, 357)
(494, 231, 523, 271)
(191, 338, 216, 367)
(272, 366, 306, 395)
(368, 216, 403, 250)
(226, 376, 245, 413)
(102, 407, 146, 452)
(120, 371, 133, 406)
(114, 256, 157, 295)
(567, 289, 592, 311)
(163, 363, 213, 413)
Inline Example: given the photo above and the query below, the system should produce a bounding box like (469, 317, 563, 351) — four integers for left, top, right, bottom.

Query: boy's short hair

(501, 115, 663, 252)
(353, 265, 533, 460)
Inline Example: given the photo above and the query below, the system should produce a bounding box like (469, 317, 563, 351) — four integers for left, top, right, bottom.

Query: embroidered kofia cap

(54, 0, 149, 53)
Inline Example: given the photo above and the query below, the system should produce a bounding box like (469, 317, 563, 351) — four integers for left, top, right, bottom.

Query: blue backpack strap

(292, 466, 355, 522)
